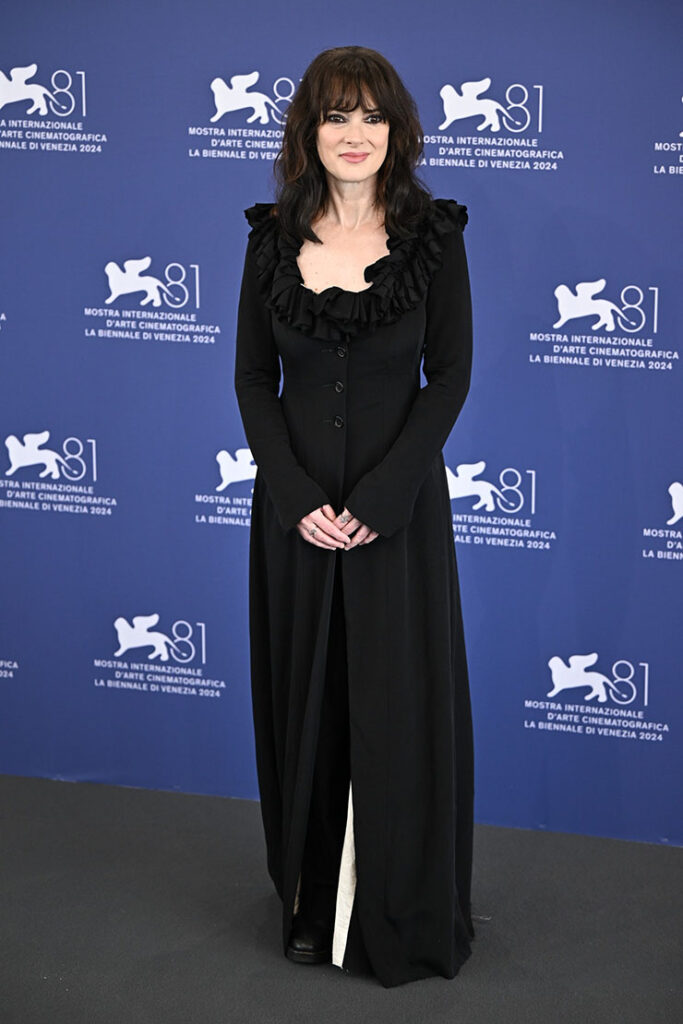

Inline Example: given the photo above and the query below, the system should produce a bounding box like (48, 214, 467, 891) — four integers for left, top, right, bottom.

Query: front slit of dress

(281, 552, 338, 951)
(293, 778, 358, 969)
(330, 554, 358, 968)
(291, 551, 359, 969)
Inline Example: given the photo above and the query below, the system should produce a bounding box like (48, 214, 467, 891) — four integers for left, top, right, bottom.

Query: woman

(234, 45, 475, 988)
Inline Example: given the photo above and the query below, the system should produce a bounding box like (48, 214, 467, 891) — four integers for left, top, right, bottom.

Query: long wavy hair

(271, 46, 433, 245)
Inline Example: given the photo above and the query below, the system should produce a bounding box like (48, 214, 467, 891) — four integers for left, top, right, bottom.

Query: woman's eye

(325, 113, 385, 124)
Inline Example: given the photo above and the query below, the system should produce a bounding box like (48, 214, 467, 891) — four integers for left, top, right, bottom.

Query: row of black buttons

(334, 346, 347, 427)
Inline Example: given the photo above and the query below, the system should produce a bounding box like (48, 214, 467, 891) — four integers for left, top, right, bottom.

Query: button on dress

(234, 196, 475, 988)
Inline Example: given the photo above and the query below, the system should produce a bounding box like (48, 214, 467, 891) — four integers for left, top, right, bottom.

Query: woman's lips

(340, 153, 369, 162)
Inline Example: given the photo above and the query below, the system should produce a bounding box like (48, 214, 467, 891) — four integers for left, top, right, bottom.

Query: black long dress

(234, 196, 475, 988)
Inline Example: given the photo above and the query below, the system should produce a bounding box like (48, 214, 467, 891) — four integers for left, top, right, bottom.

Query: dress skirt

(295, 554, 373, 975)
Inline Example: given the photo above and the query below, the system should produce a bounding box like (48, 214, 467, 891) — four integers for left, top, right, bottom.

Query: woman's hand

(296, 505, 379, 549)
(332, 506, 379, 549)
(296, 504, 353, 549)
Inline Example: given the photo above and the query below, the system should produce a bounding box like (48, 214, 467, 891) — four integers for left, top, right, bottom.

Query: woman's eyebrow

(326, 107, 382, 114)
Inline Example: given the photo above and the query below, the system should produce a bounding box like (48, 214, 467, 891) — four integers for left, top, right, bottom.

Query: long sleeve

(343, 219, 473, 537)
(233, 235, 331, 533)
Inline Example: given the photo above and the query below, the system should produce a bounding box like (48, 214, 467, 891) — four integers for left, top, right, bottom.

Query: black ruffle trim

(243, 197, 468, 342)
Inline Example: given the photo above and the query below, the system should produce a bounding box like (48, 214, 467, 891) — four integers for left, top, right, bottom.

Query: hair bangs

(318, 70, 385, 121)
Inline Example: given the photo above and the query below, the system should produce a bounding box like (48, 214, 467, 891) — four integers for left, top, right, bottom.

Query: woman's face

(316, 100, 390, 188)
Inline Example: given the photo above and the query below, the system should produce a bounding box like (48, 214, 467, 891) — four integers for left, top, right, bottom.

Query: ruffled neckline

(243, 197, 468, 342)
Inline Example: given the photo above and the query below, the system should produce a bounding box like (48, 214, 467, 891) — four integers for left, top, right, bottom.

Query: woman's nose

(345, 125, 364, 144)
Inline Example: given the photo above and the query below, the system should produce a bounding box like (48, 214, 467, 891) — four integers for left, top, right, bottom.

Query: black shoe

(286, 911, 333, 964)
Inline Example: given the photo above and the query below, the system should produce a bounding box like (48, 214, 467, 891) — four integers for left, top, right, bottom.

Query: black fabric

(298, 560, 350, 924)
(234, 196, 475, 987)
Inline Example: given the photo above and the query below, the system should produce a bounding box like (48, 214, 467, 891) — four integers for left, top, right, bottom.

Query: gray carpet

(0, 774, 681, 1023)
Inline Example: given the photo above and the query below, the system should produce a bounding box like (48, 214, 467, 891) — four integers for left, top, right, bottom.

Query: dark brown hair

(271, 46, 432, 244)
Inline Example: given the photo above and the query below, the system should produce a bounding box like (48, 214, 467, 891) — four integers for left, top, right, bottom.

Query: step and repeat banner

(1, 1, 681, 845)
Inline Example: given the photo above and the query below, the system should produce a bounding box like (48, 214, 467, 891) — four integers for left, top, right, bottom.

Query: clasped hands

(296, 504, 379, 550)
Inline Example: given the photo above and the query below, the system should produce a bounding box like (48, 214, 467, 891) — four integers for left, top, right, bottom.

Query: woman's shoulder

(423, 196, 469, 234)
(243, 202, 278, 235)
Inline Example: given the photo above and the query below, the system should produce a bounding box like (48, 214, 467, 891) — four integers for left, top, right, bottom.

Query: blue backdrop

(1, 0, 681, 845)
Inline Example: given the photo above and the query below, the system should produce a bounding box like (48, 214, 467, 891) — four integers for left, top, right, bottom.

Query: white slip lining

(290, 780, 356, 966)
(332, 780, 356, 968)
